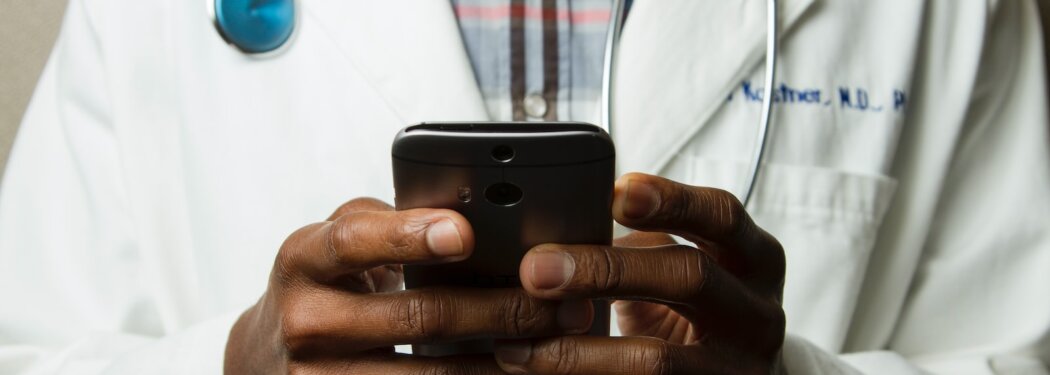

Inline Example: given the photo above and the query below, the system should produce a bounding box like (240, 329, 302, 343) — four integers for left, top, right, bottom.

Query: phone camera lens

(485, 182, 523, 206)
(491, 145, 514, 162)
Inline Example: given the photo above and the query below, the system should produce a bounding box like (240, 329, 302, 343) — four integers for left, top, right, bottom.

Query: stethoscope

(210, 0, 779, 207)
(209, 0, 297, 55)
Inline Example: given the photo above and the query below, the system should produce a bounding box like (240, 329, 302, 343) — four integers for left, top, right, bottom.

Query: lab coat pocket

(663, 155, 899, 351)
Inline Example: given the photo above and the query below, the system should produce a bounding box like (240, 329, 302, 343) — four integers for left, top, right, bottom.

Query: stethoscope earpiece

(211, 0, 297, 55)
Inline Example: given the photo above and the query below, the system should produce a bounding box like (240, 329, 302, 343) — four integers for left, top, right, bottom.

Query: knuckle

(399, 290, 453, 343)
(593, 246, 624, 293)
(709, 188, 751, 239)
(747, 229, 787, 289)
(683, 187, 750, 240)
(275, 223, 325, 282)
(331, 200, 361, 218)
(759, 306, 788, 356)
(337, 197, 393, 216)
(632, 342, 674, 375)
(385, 214, 427, 259)
(325, 211, 424, 268)
(681, 247, 710, 301)
(324, 215, 358, 268)
(542, 339, 582, 374)
(279, 300, 321, 356)
(665, 184, 701, 223)
(505, 292, 541, 336)
(272, 259, 299, 287)
(767, 237, 787, 279)
(391, 295, 418, 339)
(279, 226, 312, 258)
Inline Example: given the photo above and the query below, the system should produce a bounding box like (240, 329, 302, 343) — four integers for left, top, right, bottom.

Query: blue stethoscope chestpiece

(210, 0, 297, 55)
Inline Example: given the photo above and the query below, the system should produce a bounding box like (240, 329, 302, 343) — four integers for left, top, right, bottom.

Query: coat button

(523, 93, 549, 118)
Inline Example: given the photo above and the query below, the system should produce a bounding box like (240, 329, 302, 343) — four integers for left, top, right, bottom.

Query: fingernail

(530, 252, 575, 290)
(558, 300, 593, 332)
(622, 179, 660, 219)
(425, 219, 463, 257)
(495, 341, 532, 368)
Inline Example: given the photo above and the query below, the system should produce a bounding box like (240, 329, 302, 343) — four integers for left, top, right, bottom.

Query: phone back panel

(392, 123, 614, 356)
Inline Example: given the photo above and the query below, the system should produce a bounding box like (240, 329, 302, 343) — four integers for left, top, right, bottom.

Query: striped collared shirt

(450, 0, 615, 123)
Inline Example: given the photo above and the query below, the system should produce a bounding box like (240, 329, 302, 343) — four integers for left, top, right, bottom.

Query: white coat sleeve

(780, 0, 1050, 374)
(0, 0, 235, 373)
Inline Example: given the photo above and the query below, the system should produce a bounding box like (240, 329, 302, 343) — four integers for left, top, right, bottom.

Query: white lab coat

(1, 0, 1048, 373)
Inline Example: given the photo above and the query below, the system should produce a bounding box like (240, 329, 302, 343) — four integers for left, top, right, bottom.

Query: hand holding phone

(392, 122, 615, 356)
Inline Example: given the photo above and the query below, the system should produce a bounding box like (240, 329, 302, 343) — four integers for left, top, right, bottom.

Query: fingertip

(615, 172, 653, 183)
(557, 299, 594, 333)
(613, 172, 650, 200)
(520, 246, 575, 293)
(414, 209, 475, 261)
(425, 219, 465, 257)
(518, 245, 547, 287)
(494, 340, 532, 374)
(437, 209, 476, 255)
(613, 175, 662, 222)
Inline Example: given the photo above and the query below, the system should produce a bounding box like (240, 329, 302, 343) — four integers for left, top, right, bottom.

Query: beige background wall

(0, 0, 68, 182)
(0, 1, 1047, 183)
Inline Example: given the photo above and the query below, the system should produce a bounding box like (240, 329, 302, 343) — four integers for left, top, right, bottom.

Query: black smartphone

(391, 122, 615, 357)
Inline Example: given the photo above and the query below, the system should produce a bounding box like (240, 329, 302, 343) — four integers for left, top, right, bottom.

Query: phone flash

(457, 187, 472, 203)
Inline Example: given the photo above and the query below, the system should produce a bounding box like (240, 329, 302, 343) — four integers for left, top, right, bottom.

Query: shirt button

(523, 93, 549, 118)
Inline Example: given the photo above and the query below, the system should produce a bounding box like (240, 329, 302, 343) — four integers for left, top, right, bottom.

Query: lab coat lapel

(615, 0, 815, 174)
(302, 0, 489, 122)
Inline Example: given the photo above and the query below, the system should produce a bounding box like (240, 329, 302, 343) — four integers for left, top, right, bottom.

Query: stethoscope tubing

(741, 0, 779, 208)
(600, 0, 626, 139)
(600, 0, 778, 208)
